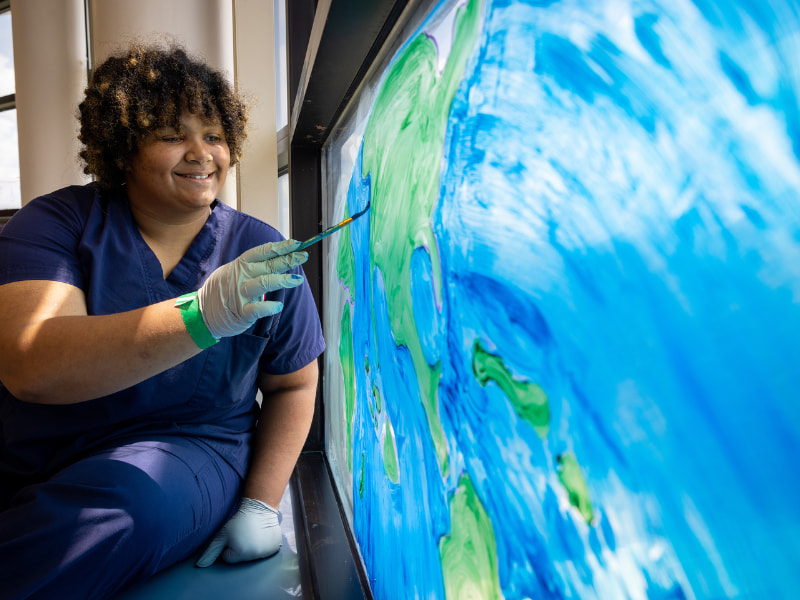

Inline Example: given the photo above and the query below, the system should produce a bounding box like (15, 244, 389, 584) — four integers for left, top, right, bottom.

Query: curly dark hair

(78, 42, 249, 189)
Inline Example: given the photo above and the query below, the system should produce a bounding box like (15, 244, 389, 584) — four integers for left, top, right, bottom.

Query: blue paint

(410, 247, 444, 367)
(328, 0, 800, 597)
(345, 148, 449, 599)
(535, 34, 610, 104)
(719, 51, 760, 104)
(634, 13, 672, 69)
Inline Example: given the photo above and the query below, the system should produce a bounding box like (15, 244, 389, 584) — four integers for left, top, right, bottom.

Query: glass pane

(321, 0, 800, 598)
(0, 108, 20, 209)
(0, 10, 14, 98)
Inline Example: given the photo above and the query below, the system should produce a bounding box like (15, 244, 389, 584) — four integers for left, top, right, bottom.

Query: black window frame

(285, 1, 413, 598)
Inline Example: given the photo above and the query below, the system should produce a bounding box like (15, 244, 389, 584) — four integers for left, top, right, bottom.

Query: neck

(130, 203, 212, 278)
(131, 202, 212, 243)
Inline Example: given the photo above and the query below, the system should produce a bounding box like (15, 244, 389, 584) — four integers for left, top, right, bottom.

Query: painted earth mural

(322, 0, 800, 598)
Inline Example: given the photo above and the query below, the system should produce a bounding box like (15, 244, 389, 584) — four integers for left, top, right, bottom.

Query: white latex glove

(197, 239, 307, 339)
(195, 497, 282, 567)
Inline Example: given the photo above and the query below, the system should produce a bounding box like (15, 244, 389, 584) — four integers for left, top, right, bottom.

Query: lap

(0, 435, 243, 600)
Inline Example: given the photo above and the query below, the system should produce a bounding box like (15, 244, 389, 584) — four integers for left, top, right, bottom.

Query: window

(0, 1, 20, 213)
(274, 0, 289, 238)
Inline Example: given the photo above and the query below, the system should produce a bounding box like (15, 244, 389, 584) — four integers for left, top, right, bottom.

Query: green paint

(373, 382, 382, 413)
(383, 419, 400, 484)
(472, 339, 550, 439)
(360, 0, 484, 476)
(471, 339, 594, 526)
(557, 453, 594, 524)
(439, 474, 502, 600)
(336, 207, 356, 302)
(339, 305, 356, 470)
(335, 211, 357, 471)
(358, 451, 366, 498)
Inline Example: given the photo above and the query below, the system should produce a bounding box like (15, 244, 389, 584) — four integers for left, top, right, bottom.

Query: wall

(11, 0, 279, 226)
(322, 0, 800, 598)
(11, 0, 90, 204)
(88, 0, 238, 208)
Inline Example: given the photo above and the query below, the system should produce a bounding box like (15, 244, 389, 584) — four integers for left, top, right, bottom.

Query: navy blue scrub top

(0, 184, 325, 480)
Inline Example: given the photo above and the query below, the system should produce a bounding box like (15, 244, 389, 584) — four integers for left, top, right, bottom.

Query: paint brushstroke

(323, 0, 800, 598)
(361, 0, 485, 476)
(472, 339, 550, 439)
(439, 474, 503, 600)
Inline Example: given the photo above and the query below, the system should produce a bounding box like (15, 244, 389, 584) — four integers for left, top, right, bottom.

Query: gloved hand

(198, 239, 307, 339)
(195, 497, 282, 567)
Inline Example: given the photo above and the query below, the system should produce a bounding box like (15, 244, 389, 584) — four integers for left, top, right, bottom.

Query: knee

(53, 451, 205, 550)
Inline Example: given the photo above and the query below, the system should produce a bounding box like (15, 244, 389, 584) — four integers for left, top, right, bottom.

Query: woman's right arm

(0, 279, 202, 404)
(0, 239, 309, 406)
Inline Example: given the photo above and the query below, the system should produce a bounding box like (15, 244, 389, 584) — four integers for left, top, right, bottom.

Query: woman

(0, 43, 325, 599)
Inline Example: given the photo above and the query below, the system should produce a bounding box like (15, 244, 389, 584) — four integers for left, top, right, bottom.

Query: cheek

(218, 147, 231, 168)
(215, 150, 231, 185)
(131, 151, 173, 178)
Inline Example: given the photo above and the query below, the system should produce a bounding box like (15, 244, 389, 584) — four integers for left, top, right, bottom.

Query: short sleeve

(258, 265, 326, 375)
(0, 187, 90, 289)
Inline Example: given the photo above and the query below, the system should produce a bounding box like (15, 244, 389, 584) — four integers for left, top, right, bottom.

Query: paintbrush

(296, 201, 371, 251)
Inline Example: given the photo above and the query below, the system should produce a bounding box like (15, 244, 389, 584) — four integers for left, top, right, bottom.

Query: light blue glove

(195, 497, 282, 567)
(197, 239, 308, 340)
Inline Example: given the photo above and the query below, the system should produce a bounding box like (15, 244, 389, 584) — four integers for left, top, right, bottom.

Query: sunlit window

(0, 108, 19, 211)
(0, 6, 20, 211)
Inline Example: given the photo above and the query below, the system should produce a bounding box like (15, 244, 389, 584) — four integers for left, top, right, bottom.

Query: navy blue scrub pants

(0, 435, 242, 600)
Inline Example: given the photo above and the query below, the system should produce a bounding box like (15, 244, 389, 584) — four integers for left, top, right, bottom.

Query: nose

(185, 136, 212, 164)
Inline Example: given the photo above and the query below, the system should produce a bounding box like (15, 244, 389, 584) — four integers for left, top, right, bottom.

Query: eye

(205, 133, 225, 143)
(155, 130, 182, 143)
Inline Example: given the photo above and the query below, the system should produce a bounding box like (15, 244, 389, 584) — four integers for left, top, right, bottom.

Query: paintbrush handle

(296, 202, 369, 251)
(296, 217, 354, 251)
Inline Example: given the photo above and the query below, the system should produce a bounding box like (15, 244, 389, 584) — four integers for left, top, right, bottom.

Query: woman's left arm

(195, 358, 318, 567)
(246, 359, 319, 506)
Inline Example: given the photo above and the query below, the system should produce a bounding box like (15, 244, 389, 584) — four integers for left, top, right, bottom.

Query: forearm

(245, 367, 318, 507)
(1, 298, 201, 404)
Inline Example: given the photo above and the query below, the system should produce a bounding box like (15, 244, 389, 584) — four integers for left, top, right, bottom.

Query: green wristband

(175, 292, 219, 350)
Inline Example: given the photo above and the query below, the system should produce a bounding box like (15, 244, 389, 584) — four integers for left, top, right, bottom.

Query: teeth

(180, 174, 211, 179)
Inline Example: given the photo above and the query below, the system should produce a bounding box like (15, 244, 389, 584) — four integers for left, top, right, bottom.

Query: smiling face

(125, 109, 231, 221)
